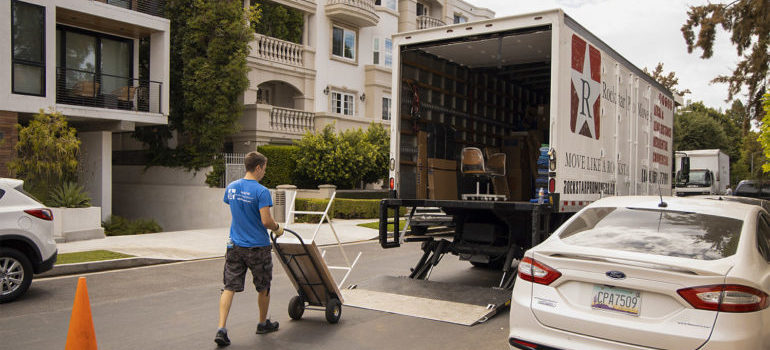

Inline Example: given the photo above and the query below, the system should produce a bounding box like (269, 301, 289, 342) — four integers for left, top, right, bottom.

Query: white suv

(0, 178, 57, 303)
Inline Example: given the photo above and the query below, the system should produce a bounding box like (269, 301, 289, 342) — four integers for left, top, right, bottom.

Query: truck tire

(470, 256, 505, 270)
(0, 248, 33, 303)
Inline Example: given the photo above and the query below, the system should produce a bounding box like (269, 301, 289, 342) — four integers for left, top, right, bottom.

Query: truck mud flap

(341, 275, 510, 326)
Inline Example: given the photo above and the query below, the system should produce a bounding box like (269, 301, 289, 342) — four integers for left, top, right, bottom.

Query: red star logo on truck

(570, 34, 601, 140)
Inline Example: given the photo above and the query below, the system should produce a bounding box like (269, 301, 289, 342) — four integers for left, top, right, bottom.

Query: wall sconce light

(323, 86, 330, 95)
(360, 93, 366, 102)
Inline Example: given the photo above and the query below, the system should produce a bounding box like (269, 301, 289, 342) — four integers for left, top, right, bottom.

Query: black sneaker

(214, 329, 231, 346)
(256, 319, 279, 334)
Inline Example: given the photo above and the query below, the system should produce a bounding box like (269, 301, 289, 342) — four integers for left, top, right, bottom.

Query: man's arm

(259, 207, 279, 231)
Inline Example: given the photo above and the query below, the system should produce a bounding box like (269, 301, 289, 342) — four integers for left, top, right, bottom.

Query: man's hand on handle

(272, 223, 284, 237)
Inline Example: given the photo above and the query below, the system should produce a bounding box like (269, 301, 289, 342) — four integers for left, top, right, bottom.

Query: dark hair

(245, 151, 267, 173)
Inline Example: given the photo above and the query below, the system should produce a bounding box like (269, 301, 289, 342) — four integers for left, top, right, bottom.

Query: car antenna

(657, 180, 667, 208)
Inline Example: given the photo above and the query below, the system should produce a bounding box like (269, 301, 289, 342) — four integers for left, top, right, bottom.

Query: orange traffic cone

(65, 277, 97, 350)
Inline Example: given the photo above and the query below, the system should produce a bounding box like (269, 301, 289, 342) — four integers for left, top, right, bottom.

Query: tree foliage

(643, 62, 691, 97)
(675, 105, 730, 154)
(681, 0, 769, 116)
(250, 0, 304, 44)
(294, 124, 389, 189)
(8, 110, 80, 202)
(133, 0, 254, 170)
(759, 92, 770, 173)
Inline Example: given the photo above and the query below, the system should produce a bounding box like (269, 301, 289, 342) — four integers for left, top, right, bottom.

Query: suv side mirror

(680, 156, 690, 183)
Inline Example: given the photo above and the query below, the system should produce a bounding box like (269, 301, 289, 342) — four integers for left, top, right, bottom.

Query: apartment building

(1, 0, 170, 219)
(231, 0, 494, 151)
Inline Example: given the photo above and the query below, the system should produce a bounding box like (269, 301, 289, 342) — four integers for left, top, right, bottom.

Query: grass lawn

(357, 220, 406, 231)
(55, 250, 135, 265)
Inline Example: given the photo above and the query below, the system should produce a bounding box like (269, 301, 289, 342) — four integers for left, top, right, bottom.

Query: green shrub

(47, 182, 91, 208)
(257, 144, 299, 188)
(103, 215, 163, 236)
(292, 198, 405, 223)
(205, 156, 226, 188)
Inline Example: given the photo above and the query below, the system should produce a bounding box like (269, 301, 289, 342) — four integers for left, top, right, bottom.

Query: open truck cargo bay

(366, 9, 675, 326)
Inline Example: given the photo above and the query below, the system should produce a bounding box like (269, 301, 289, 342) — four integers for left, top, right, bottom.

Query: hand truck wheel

(325, 297, 342, 324)
(288, 295, 305, 320)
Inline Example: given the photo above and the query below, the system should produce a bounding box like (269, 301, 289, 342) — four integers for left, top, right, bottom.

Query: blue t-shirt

(223, 179, 273, 247)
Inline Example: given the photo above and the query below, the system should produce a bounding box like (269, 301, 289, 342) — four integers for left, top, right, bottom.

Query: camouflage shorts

(223, 245, 272, 293)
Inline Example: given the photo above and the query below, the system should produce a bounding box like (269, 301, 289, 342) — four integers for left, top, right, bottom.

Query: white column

(79, 131, 112, 221)
(150, 30, 170, 115)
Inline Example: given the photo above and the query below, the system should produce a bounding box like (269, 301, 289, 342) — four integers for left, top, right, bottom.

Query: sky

(468, 0, 743, 111)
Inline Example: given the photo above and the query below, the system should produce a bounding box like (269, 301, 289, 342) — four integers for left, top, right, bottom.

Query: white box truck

(674, 149, 730, 196)
(378, 9, 675, 289)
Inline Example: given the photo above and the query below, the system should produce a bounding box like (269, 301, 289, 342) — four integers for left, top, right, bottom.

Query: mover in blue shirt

(215, 151, 284, 346)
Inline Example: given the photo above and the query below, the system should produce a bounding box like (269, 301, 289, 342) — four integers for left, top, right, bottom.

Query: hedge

(293, 198, 406, 223)
(257, 145, 299, 188)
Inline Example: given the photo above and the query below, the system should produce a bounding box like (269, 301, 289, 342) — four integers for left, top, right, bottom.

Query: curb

(37, 257, 181, 278)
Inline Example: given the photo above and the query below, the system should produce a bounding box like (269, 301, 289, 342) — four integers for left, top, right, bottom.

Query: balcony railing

(253, 34, 304, 67)
(100, 0, 165, 18)
(417, 15, 445, 29)
(56, 67, 163, 114)
(270, 107, 314, 133)
(327, 0, 375, 13)
(325, 0, 378, 27)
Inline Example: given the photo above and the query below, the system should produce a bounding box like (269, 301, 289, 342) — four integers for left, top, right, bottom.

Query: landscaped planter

(51, 207, 105, 243)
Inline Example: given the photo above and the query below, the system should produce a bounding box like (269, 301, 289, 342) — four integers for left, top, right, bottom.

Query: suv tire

(0, 247, 33, 303)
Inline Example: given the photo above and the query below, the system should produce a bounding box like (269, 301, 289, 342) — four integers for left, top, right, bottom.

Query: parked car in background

(734, 179, 770, 201)
(0, 178, 57, 303)
(510, 196, 770, 349)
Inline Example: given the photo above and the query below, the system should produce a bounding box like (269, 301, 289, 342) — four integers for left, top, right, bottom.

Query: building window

(332, 26, 355, 60)
(11, 0, 46, 96)
(375, 0, 396, 10)
(453, 14, 467, 24)
(416, 2, 429, 16)
(331, 91, 355, 115)
(382, 97, 391, 120)
(374, 38, 392, 68)
(373, 38, 380, 65)
(384, 38, 393, 67)
(56, 26, 133, 100)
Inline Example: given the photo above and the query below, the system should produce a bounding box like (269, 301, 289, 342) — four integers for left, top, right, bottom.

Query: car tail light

(518, 257, 561, 285)
(678, 284, 769, 313)
(24, 208, 53, 221)
(548, 178, 555, 193)
(389, 177, 395, 190)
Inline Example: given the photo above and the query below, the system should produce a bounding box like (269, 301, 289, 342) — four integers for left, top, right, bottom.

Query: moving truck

(378, 9, 676, 289)
(674, 149, 730, 196)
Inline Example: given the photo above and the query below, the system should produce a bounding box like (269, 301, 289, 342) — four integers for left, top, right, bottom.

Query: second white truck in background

(674, 149, 730, 196)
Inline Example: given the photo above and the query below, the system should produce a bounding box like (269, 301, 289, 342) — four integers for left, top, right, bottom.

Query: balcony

(416, 15, 445, 29)
(269, 106, 315, 133)
(252, 34, 307, 68)
(56, 68, 163, 114)
(98, 0, 166, 18)
(325, 0, 378, 27)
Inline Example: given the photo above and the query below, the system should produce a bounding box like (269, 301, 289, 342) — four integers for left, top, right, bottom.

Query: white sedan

(509, 196, 770, 349)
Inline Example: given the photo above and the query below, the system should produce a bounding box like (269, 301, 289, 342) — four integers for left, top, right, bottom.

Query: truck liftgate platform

(341, 199, 552, 326)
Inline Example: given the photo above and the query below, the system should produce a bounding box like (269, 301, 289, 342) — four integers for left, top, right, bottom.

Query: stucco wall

(112, 165, 233, 231)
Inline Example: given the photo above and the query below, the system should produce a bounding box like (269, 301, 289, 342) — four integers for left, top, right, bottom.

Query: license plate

(591, 285, 641, 316)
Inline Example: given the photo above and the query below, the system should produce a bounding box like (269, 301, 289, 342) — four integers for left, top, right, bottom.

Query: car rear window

(736, 182, 760, 195)
(559, 207, 743, 260)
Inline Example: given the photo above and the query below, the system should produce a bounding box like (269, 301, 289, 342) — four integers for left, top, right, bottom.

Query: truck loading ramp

(341, 275, 510, 326)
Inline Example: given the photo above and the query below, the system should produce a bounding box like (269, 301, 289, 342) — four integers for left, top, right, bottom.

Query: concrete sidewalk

(43, 219, 381, 277)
